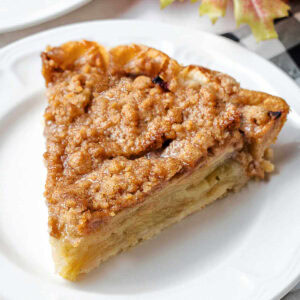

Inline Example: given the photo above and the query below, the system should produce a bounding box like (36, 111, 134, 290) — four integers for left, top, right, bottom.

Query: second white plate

(0, 0, 90, 33)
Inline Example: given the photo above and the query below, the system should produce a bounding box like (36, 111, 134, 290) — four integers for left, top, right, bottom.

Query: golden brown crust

(41, 41, 289, 238)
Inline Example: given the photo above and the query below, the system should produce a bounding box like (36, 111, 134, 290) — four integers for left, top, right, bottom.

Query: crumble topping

(42, 41, 288, 238)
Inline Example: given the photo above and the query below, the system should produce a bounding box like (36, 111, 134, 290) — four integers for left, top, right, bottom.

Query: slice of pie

(41, 41, 289, 281)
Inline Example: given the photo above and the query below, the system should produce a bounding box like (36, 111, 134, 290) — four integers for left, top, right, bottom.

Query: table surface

(0, 1, 299, 298)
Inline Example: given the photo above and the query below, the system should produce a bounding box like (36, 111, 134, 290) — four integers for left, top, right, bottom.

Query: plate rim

(0, 19, 300, 300)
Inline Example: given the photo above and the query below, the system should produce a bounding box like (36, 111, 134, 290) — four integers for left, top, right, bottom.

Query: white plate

(0, 0, 90, 33)
(0, 20, 300, 300)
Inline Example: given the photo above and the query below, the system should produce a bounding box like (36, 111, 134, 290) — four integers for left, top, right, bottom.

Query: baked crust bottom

(51, 155, 248, 280)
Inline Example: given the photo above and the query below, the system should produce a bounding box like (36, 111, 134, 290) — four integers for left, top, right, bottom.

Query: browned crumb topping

(42, 41, 289, 238)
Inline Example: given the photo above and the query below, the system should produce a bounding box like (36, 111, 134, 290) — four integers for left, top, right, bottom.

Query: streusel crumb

(42, 41, 288, 237)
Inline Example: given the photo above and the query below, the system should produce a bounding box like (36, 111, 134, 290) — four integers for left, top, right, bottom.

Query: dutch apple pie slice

(41, 41, 289, 280)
